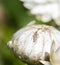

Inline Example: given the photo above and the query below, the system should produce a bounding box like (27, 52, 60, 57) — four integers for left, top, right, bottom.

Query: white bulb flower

(20, 0, 60, 26)
(7, 21, 60, 65)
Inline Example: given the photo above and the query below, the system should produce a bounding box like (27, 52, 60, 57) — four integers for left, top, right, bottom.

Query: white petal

(23, 2, 35, 9)
(40, 61, 51, 65)
(54, 17, 60, 26)
(41, 14, 52, 22)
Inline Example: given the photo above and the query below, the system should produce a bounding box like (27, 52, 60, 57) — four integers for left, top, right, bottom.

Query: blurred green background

(0, 0, 33, 65)
(0, 0, 60, 65)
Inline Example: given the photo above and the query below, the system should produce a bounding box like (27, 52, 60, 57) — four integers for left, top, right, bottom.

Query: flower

(7, 21, 60, 65)
(20, 0, 60, 26)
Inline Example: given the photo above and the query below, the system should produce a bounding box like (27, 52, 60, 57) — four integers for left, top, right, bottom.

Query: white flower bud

(8, 21, 60, 65)
(20, 0, 60, 26)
